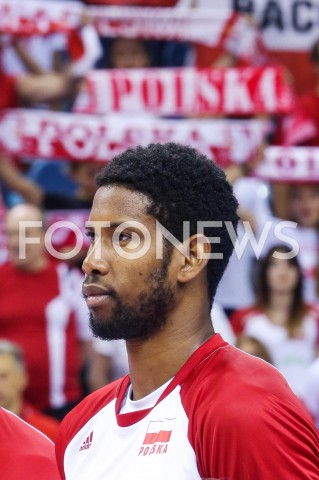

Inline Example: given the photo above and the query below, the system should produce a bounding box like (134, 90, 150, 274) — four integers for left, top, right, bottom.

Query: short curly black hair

(96, 142, 239, 305)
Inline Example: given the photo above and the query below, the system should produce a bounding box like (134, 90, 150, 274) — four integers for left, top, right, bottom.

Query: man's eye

(118, 232, 131, 242)
(113, 231, 137, 245)
(86, 231, 95, 242)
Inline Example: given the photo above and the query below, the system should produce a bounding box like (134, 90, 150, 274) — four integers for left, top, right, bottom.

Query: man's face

(110, 38, 150, 69)
(0, 354, 26, 411)
(82, 186, 176, 341)
(4, 216, 45, 270)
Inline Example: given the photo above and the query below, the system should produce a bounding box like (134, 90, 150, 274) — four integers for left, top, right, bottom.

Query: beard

(89, 259, 176, 341)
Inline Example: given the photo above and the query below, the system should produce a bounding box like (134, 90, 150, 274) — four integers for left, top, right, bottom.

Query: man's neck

(126, 308, 213, 401)
(4, 398, 23, 417)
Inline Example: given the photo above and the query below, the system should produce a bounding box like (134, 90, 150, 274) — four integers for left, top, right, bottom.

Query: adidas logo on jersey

(79, 431, 93, 451)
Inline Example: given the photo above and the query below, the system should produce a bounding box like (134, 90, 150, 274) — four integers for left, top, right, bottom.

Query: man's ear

(177, 234, 211, 283)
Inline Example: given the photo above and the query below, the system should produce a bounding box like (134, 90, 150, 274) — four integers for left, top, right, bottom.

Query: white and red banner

(74, 66, 295, 116)
(253, 146, 319, 182)
(0, 1, 230, 47)
(87, 6, 229, 46)
(1, 109, 318, 180)
(0, 109, 271, 167)
(1, 0, 319, 53)
(239, 0, 319, 52)
(0, 0, 83, 36)
(0, 1, 230, 46)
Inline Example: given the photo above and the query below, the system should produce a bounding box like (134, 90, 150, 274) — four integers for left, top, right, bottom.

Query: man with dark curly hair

(56, 143, 319, 479)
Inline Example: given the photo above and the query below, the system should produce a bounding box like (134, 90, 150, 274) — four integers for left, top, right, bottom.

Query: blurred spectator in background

(215, 172, 271, 317)
(0, 157, 101, 210)
(0, 21, 102, 110)
(278, 38, 319, 147)
(198, 10, 273, 317)
(212, 12, 269, 69)
(262, 183, 319, 305)
(94, 3, 191, 70)
(0, 203, 92, 420)
(0, 20, 102, 215)
(220, 174, 319, 310)
(1, 33, 66, 77)
(0, 339, 59, 442)
(299, 38, 319, 145)
(0, 407, 59, 479)
(0, 157, 100, 268)
(0, 64, 77, 110)
(215, 146, 270, 317)
(235, 335, 273, 364)
(108, 37, 151, 69)
(231, 245, 319, 398)
(96, 34, 190, 72)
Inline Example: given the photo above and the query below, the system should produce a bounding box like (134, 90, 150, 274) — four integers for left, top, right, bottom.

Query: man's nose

(82, 246, 109, 276)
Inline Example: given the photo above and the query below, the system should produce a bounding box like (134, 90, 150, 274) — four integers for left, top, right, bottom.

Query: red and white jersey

(56, 334, 319, 480)
(0, 407, 59, 479)
(0, 260, 92, 411)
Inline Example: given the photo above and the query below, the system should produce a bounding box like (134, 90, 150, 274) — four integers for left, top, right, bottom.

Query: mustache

(82, 275, 117, 298)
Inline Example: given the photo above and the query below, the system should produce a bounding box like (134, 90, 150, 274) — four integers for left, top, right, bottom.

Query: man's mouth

(82, 284, 113, 308)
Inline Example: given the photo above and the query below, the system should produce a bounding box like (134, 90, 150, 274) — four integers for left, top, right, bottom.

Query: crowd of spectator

(0, 0, 318, 438)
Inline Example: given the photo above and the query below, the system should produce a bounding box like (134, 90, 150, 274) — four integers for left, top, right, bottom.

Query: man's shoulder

(184, 343, 318, 445)
(181, 343, 319, 455)
(182, 342, 302, 416)
(181, 344, 319, 479)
